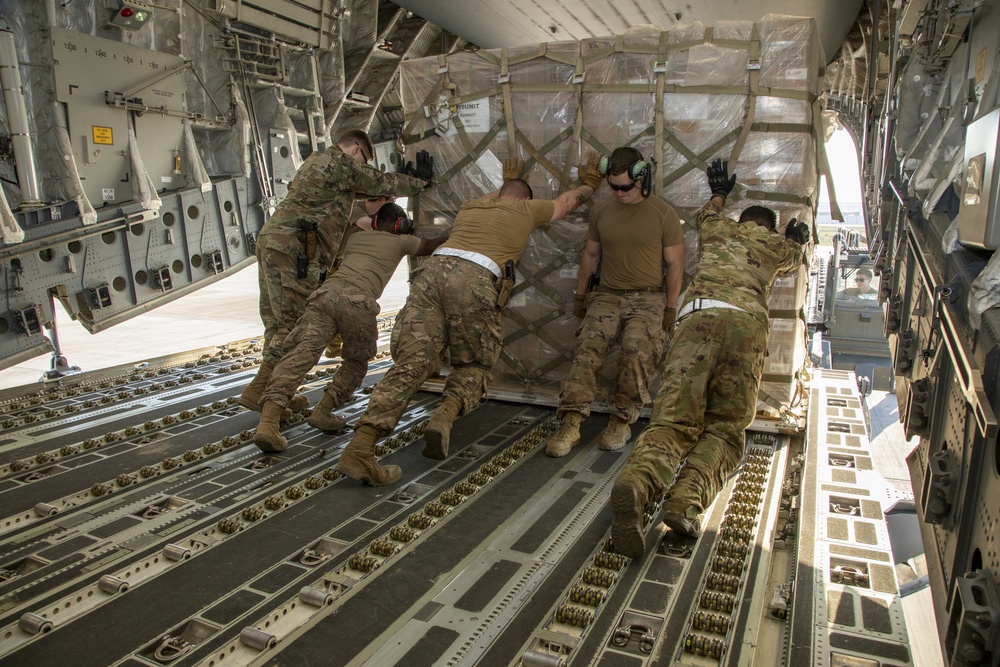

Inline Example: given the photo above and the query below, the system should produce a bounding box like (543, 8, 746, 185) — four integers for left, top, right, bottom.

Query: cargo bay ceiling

(391, 0, 864, 64)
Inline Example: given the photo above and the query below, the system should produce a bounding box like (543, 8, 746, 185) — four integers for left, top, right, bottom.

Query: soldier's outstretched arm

(550, 154, 601, 222)
(346, 158, 426, 198)
(416, 236, 448, 256)
(551, 185, 593, 222)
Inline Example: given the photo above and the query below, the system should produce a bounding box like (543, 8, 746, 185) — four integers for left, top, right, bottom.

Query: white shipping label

(456, 100, 491, 133)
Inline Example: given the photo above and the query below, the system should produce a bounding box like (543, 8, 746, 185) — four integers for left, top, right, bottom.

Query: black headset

(598, 151, 652, 197)
(372, 206, 414, 235)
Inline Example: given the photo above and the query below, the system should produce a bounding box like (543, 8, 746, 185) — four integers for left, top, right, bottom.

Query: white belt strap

(676, 298, 747, 319)
(433, 247, 502, 278)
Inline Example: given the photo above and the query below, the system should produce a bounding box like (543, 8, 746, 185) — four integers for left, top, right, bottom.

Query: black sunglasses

(609, 180, 637, 192)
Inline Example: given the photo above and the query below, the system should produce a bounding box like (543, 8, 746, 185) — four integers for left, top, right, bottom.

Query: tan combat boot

(287, 393, 310, 413)
(254, 401, 287, 453)
(336, 426, 401, 486)
(662, 501, 702, 538)
(545, 412, 582, 457)
(610, 472, 649, 558)
(599, 416, 631, 451)
(423, 397, 462, 460)
(238, 363, 273, 412)
(307, 391, 346, 431)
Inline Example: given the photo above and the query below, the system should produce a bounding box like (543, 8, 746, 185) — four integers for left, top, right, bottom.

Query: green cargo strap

(524, 126, 575, 186)
(401, 73, 448, 143)
(756, 385, 791, 412)
(580, 127, 612, 158)
(661, 127, 745, 187)
(742, 189, 813, 207)
(728, 23, 760, 170)
(665, 35, 754, 55)
(654, 31, 668, 196)
(515, 127, 566, 189)
(449, 87, 501, 106)
(501, 48, 517, 157)
(439, 118, 505, 183)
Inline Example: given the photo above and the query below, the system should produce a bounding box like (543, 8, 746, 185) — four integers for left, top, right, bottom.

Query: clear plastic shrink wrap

(399, 15, 822, 411)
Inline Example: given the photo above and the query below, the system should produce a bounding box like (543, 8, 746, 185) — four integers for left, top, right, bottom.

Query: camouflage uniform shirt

(684, 200, 803, 325)
(258, 146, 425, 270)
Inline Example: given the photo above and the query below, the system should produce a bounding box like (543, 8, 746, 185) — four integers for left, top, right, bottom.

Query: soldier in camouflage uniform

(546, 147, 684, 457)
(609, 159, 809, 558)
(323, 196, 394, 361)
(253, 203, 447, 453)
(336, 156, 603, 486)
(238, 131, 431, 415)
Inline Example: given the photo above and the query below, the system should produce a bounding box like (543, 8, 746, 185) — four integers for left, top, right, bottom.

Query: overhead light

(109, 0, 154, 30)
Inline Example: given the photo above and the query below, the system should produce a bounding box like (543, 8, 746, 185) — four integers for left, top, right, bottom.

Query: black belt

(595, 285, 661, 296)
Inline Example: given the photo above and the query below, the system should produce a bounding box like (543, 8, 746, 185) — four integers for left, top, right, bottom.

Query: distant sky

(820, 128, 863, 207)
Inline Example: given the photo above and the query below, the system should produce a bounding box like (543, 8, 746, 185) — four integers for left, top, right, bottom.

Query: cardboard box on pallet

(399, 15, 821, 406)
(764, 316, 806, 377)
(769, 263, 809, 312)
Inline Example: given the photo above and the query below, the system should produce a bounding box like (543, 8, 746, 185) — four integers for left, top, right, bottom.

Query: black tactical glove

(707, 158, 737, 198)
(402, 150, 434, 186)
(784, 217, 810, 245)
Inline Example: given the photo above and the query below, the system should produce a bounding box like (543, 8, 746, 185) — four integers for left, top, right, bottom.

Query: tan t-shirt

(586, 196, 683, 289)
(334, 231, 421, 298)
(332, 202, 369, 265)
(443, 196, 555, 266)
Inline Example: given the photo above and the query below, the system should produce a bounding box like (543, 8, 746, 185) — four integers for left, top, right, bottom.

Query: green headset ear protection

(598, 154, 648, 180)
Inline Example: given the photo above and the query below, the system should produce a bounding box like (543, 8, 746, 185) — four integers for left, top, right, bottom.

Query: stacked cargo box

(399, 15, 822, 415)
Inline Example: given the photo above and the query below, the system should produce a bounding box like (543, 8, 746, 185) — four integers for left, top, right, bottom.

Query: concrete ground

(0, 261, 411, 391)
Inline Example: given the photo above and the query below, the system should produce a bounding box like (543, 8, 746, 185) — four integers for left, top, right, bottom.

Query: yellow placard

(92, 126, 114, 145)
(976, 48, 986, 83)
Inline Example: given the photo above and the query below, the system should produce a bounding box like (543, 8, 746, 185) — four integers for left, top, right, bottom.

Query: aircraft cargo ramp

(0, 338, 936, 667)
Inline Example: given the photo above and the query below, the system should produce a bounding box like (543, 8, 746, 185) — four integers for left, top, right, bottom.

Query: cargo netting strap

(727, 24, 761, 171)
(398, 23, 821, 400)
(654, 32, 668, 195)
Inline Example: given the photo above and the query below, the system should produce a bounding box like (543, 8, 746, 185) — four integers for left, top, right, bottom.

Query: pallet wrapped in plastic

(399, 15, 822, 409)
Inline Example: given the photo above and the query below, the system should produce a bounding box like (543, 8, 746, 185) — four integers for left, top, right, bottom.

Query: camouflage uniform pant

(558, 291, 665, 423)
(358, 256, 501, 435)
(260, 280, 378, 408)
(257, 240, 323, 367)
(621, 309, 768, 514)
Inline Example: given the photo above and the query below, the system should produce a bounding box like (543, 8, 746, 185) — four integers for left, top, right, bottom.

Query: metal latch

(610, 611, 663, 654)
(153, 266, 172, 292)
(612, 623, 656, 653)
(87, 284, 113, 309)
(152, 635, 193, 662)
(830, 565, 869, 587)
(298, 548, 330, 566)
(204, 251, 224, 274)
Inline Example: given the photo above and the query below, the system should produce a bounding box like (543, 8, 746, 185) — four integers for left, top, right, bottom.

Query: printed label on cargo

(456, 100, 490, 133)
(102, 188, 115, 201)
(92, 126, 114, 145)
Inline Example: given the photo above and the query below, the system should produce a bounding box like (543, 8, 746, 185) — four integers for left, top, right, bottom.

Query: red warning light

(120, 7, 134, 17)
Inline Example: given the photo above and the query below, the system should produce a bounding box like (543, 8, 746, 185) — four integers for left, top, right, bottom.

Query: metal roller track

(0, 347, 927, 667)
